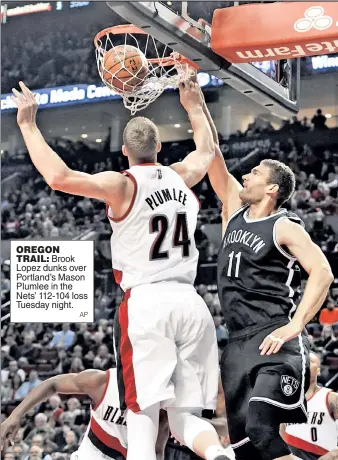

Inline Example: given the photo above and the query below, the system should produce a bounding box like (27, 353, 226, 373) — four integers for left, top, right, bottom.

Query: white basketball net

(95, 28, 193, 115)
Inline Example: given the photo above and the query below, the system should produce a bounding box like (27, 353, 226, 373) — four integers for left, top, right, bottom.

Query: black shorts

(289, 446, 321, 460)
(220, 319, 310, 449)
(164, 442, 202, 460)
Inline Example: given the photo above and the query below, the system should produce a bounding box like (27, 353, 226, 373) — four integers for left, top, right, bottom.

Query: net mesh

(95, 27, 193, 115)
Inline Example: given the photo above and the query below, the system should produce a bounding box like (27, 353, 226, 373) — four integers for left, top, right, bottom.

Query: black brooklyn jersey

(218, 205, 304, 333)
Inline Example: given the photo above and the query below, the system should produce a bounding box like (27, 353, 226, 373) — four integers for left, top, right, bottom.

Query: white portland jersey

(284, 387, 337, 460)
(74, 368, 127, 460)
(107, 164, 199, 291)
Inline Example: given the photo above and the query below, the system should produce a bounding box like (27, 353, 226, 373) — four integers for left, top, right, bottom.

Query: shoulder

(284, 211, 305, 227)
(328, 390, 338, 406)
(85, 369, 107, 385)
(327, 391, 338, 419)
(104, 170, 136, 212)
(96, 170, 131, 191)
(275, 213, 306, 243)
(275, 210, 304, 227)
(76, 369, 107, 390)
(328, 390, 338, 400)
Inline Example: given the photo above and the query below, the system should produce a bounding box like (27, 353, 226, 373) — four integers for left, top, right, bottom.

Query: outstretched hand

(178, 75, 204, 113)
(11, 81, 38, 127)
(0, 415, 20, 451)
(259, 320, 303, 355)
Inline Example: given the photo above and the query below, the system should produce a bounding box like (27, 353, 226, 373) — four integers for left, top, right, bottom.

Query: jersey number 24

(149, 213, 191, 260)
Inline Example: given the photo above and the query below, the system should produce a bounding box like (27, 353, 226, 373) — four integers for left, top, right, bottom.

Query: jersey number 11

(227, 251, 242, 278)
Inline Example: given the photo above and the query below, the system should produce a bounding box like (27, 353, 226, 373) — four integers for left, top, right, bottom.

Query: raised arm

(11, 82, 129, 211)
(0, 370, 105, 449)
(170, 79, 214, 188)
(260, 218, 333, 355)
(200, 93, 243, 218)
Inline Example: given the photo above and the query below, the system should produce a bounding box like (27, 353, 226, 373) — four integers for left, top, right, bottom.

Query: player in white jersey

(12, 79, 229, 460)
(281, 352, 338, 460)
(0, 368, 168, 460)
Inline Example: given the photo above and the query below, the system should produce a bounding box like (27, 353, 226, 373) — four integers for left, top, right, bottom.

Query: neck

(128, 157, 156, 167)
(248, 200, 279, 220)
(306, 382, 320, 399)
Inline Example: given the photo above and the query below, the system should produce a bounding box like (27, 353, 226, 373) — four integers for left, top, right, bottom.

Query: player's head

(122, 117, 161, 164)
(309, 352, 321, 385)
(240, 159, 295, 208)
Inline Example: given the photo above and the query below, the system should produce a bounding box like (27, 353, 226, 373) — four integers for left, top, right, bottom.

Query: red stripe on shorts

(90, 416, 127, 457)
(283, 433, 328, 456)
(113, 269, 123, 285)
(118, 290, 141, 412)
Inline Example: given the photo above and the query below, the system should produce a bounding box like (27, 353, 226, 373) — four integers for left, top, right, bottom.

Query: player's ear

(157, 142, 162, 153)
(317, 367, 321, 376)
(122, 145, 128, 157)
(266, 183, 279, 196)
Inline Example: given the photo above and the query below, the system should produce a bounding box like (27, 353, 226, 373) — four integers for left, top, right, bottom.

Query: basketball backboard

(107, 1, 300, 118)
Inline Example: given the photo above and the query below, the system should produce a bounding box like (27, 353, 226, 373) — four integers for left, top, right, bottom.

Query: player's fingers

(12, 88, 26, 102)
(265, 334, 285, 355)
(19, 81, 33, 101)
(272, 341, 284, 354)
(190, 68, 197, 83)
(259, 335, 269, 350)
(266, 340, 280, 355)
(11, 96, 22, 106)
(259, 338, 271, 355)
(263, 340, 274, 355)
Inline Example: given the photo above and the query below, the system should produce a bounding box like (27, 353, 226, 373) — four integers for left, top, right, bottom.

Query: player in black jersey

(199, 92, 333, 460)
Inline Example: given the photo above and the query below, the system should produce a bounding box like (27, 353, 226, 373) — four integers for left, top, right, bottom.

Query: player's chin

(239, 189, 250, 202)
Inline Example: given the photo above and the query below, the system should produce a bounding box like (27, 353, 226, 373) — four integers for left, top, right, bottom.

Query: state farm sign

(211, 2, 338, 63)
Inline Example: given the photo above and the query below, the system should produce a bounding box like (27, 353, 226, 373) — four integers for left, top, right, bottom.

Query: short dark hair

(123, 117, 159, 162)
(262, 159, 295, 207)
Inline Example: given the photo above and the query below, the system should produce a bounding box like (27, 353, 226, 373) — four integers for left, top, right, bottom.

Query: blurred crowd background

(1, 1, 338, 460)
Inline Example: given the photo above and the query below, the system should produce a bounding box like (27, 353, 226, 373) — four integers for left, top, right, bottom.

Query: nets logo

(294, 6, 333, 33)
(280, 375, 299, 396)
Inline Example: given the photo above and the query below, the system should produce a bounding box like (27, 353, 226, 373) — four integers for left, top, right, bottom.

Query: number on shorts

(227, 251, 242, 278)
(311, 427, 318, 442)
(149, 213, 191, 260)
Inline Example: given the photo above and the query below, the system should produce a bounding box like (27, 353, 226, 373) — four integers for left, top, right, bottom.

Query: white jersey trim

(227, 204, 249, 224)
(273, 216, 297, 262)
(231, 437, 250, 449)
(249, 331, 307, 417)
(243, 208, 286, 223)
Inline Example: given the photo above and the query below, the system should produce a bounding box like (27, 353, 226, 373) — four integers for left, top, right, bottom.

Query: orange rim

(94, 24, 200, 70)
(94, 24, 148, 47)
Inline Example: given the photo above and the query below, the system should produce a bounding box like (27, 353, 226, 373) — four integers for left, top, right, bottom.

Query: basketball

(102, 45, 149, 92)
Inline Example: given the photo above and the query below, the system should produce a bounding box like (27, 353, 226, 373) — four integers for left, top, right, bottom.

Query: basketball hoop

(94, 24, 199, 114)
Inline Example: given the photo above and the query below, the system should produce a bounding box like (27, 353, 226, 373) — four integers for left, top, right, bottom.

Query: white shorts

(114, 282, 219, 413)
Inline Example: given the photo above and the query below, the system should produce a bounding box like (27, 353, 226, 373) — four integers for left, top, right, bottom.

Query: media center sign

(1, 74, 223, 113)
(1, 84, 117, 112)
